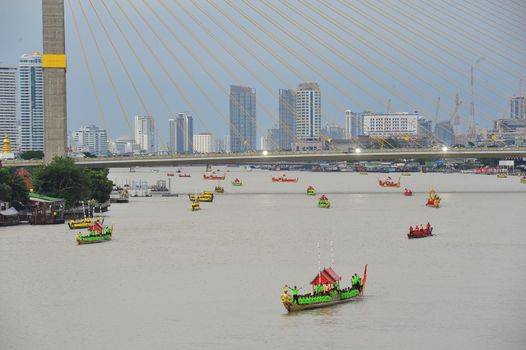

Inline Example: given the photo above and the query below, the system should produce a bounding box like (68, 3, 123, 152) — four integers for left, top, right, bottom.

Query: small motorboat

(306, 186, 316, 196)
(231, 178, 243, 186)
(521, 176, 526, 184)
(76, 223, 113, 245)
(496, 173, 507, 178)
(407, 225, 433, 239)
(179, 173, 191, 178)
(67, 216, 103, 230)
(191, 201, 201, 211)
(426, 189, 441, 208)
(318, 195, 330, 208)
(167, 172, 175, 176)
(203, 173, 226, 180)
(214, 186, 224, 193)
(359, 172, 368, 175)
(188, 193, 214, 202)
(401, 172, 411, 176)
(403, 188, 413, 196)
(272, 173, 299, 182)
(378, 177, 400, 187)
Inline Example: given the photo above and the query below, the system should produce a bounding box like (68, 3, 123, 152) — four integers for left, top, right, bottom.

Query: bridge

(3, 147, 525, 169)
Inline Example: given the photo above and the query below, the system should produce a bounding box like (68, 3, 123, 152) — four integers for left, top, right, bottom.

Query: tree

(32, 157, 91, 208)
(84, 168, 113, 203)
(19, 150, 44, 160)
(0, 168, 30, 208)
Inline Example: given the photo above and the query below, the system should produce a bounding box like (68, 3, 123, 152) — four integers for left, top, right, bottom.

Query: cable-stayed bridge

(35, 1, 526, 162)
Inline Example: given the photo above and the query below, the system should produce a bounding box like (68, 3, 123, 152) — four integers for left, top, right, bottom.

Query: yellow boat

(191, 201, 201, 211)
(188, 194, 214, 202)
(214, 186, 224, 193)
(401, 173, 411, 176)
(496, 173, 507, 178)
(359, 172, 368, 175)
(67, 217, 103, 230)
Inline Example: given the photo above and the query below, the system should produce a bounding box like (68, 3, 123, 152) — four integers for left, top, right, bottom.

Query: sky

(0, 0, 525, 147)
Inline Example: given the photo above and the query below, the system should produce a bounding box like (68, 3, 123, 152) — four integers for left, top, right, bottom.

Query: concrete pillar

(42, 0, 67, 162)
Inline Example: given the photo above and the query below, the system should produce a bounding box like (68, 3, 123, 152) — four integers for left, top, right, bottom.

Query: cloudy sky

(1, 0, 524, 147)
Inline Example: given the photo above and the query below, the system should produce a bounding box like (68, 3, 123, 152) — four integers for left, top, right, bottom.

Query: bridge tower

(42, 0, 67, 162)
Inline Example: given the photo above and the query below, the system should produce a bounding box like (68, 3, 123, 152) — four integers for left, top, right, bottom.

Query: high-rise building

(279, 88, 295, 150)
(261, 128, 280, 151)
(434, 121, 455, 146)
(110, 136, 137, 155)
(193, 132, 214, 153)
(19, 53, 44, 152)
(0, 65, 18, 152)
(168, 118, 176, 154)
(134, 115, 155, 153)
(295, 82, 321, 142)
(363, 112, 425, 137)
(176, 112, 193, 154)
(345, 110, 365, 139)
(510, 96, 525, 119)
(72, 125, 108, 156)
(230, 85, 256, 153)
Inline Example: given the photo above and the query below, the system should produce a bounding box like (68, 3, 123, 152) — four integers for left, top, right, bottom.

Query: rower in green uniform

(288, 286, 302, 304)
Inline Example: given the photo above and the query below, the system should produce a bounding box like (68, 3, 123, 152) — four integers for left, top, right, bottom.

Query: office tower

(168, 118, 176, 154)
(345, 110, 365, 139)
(434, 121, 455, 146)
(0, 65, 18, 152)
(19, 53, 44, 152)
(193, 132, 214, 153)
(510, 96, 525, 119)
(230, 85, 256, 152)
(134, 115, 155, 153)
(72, 125, 108, 156)
(279, 88, 295, 150)
(176, 112, 193, 153)
(295, 82, 321, 141)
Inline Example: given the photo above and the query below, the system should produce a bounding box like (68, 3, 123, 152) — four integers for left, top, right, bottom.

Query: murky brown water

(1, 168, 525, 349)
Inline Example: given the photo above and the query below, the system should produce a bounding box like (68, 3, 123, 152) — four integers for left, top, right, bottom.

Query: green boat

(76, 225, 113, 245)
(281, 265, 367, 312)
(318, 195, 330, 208)
(521, 177, 526, 184)
(306, 186, 316, 196)
(231, 179, 243, 186)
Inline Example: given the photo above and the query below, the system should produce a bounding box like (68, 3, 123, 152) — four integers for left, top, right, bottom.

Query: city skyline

(0, 1, 523, 146)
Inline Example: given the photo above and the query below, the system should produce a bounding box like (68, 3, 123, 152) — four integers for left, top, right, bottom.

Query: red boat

(407, 226, 433, 239)
(167, 172, 175, 176)
(272, 174, 299, 182)
(403, 188, 413, 196)
(203, 173, 226, 180)
(179, 173, 191, 178)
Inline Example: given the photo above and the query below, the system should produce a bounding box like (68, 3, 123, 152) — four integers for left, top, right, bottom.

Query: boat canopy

(310, 267, 342, 285)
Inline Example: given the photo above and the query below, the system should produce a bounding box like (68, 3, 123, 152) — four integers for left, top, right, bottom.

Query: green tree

(19, 150, 44, 160)
(0, 168, 30, 208)
(32, 157, 91, 208)
(84, 168, 113, 203)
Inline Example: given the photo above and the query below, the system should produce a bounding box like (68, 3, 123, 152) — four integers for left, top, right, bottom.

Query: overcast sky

(1, 0, 525, 146)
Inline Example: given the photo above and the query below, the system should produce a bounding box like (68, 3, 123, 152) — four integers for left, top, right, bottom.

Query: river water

(1, 168, 525, 349)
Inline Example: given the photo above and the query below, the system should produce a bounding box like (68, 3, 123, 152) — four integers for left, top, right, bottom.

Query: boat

(272, 173, 299, 182)
(179, 173, 191, 178)
(281, 265, 367, 313)
(167, 172, 175, 176)
(188, 193, 214, 202)
(231, 178, 243, 186)
(318, 195, 330, 208)
(378, 176, 400, 187)
(191, 201, 201, 211)
(521, 176, 526, 184)
(203, 173, 226, 180)
(401, 172, 411, 176)
(359, 172, 368, 175)
(496, 173, 508, 178)
(426, 189, 441, 208)
(67, 216, 103, 230)
(407, 225, 433, 239)
(306, 186, 316, 196)
(214, 186, 224, 193)
(76, 222, 113, 245)
(403, 188, 413, 196)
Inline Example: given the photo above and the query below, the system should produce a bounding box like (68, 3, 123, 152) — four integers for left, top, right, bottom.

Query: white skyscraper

(134, 115, 155, 153)
(168, 118, 176, 154)
(72, 125, 108, 156)
(0, 65, 18, 152)
(193, 133, 214, 154)
(19, 53, 44, 152)
(176, 112, 193, 154)
(296, 82, 321, 141)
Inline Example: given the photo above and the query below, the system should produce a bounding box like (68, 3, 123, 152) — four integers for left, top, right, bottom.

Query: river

(1, 168, 525, 349)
